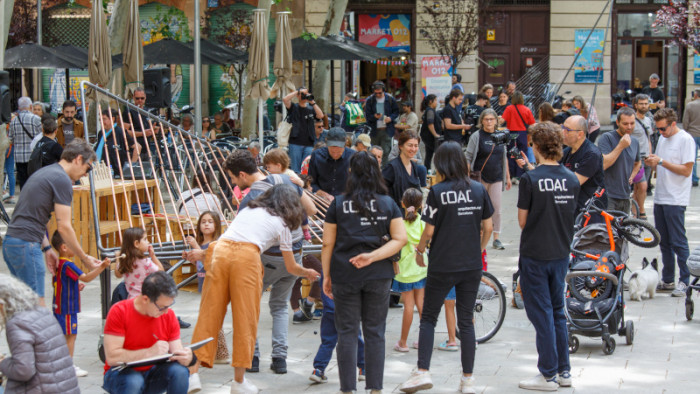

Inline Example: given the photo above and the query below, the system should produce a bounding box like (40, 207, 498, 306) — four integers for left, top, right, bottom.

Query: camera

(491, 131, 510, 145)
(509, 146, 522, 159)
(301, 92, 314, 101)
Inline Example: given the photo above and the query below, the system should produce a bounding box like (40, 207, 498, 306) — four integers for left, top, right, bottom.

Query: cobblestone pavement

(1, 183, 699, 393)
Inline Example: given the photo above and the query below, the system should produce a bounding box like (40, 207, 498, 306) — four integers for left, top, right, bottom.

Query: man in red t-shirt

(103, 271, 193, 394)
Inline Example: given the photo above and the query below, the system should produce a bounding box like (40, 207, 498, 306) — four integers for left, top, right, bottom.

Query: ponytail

(401, 188, 423, 223)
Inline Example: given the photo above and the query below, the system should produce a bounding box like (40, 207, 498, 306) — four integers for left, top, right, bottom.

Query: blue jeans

(4, 146, 14, 196)
(2, 235, 45, 297)
(103, 362, 189, 394)
(332, 278, 391, 392)
(288, 144, 313, 173)
(313, 273, 365, 373)
(519, 256, 570, 378)
(418, 269, 481, 374)
(654, 204, 690, 285)
(692, 136, 700, 183)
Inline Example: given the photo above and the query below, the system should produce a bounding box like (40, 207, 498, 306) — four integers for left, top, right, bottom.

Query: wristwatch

(658, 158, 664, 167)
(41, 245, 52, 253)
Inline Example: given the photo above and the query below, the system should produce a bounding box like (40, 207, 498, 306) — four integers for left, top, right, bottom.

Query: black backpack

(27, 140, 48, 177)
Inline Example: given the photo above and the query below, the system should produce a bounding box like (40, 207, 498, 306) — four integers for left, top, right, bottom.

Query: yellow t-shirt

(395, 215, 428, 283)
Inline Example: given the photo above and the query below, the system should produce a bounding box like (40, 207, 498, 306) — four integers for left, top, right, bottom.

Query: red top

(103, 298, 180, 373)
(502, 104, 536, 132)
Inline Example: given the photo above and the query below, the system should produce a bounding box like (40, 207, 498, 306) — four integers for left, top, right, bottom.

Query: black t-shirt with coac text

(561, 138, 606, 210)
(325, 194, 403, 284)
(473, 130, 506, 184)
(518, 164, 580, 260)
(422, 179, 494, 273)
(441, 103, 464, 142)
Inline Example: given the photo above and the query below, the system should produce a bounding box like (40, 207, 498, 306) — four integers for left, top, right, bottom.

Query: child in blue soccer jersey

(51, 231, 110, 377)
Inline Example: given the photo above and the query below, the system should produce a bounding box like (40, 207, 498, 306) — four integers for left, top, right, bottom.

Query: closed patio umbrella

(88, 0, 112, 91)
(122, 0, 143, 98)
(246, 9, 270, 148)
(270, 12, 294, 147)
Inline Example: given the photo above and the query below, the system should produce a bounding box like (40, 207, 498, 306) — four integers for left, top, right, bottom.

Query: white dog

(628, 258, 659, 301)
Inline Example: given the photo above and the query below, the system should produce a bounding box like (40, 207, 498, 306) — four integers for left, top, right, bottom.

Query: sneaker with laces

(270, 357, 287, 374)
(558, 371, 572, 387)
(400, 370, 433, 393)
(230, 377, 259, 394)
(313, 309, 323, 319)
(672, 282, 688, 297)
(492, 239, 505, 250)
(300, 298, 314, 319)
(459, 376, 476, 394)
(358, 367, 365, 381)
(518, 374, 558, 391)
(309, 369, 328, 383)
(657, 281, 675, 291)
(293, 310, 312, 324)
(188, 372, 202, 393)
(73, 365, 88, 377)
(245, 356, 259, 373)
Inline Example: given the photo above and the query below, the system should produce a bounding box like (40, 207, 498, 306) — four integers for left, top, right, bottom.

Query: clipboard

(112, 337, 214, 371)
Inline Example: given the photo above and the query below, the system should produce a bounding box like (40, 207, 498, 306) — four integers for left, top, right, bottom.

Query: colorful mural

(358, 14, 411, 53)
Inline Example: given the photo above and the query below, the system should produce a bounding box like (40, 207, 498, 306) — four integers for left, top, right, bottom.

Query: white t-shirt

(632, 115, 652, 158)
(654, 128, 696, 206)
(221, 207, 293, 251)
(178, 188, 222, 218)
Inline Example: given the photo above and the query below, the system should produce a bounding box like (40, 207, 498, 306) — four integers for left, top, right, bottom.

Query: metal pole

(194, 0, 202, 137)
(330, 60, 335, 127)
(37, 0, 42, 45)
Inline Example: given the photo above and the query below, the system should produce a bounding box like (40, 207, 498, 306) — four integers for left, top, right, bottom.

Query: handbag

(470, 144, 495, 183)
(344, 102, 367, 126)
(277, 116, 292, 148)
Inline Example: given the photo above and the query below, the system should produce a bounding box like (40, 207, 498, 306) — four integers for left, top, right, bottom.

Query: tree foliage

(8, 0, 37, 47)
(654, 0, 700, 49)
(419, 0, 491, 72)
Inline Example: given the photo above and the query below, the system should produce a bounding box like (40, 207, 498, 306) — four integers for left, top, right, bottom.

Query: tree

(8, 0, 37, 47)
(311, 0, 349, 114)
(419, 0, 491, 75)
(654, 0, 700, 49)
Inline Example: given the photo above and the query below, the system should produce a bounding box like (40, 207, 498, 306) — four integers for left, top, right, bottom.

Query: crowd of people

(0, 74, 696, 394)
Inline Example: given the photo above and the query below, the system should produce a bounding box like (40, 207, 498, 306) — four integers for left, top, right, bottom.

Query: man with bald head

(560, 115, 606, 210)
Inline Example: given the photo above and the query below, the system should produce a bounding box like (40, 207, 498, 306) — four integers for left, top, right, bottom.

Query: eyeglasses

(153, 298, 175, 312)
(134, 96, 146, 101)
(482, 118, 497, 122)
(657, 125, 670, 132)
(85, 160, 93, 173)
(561, 126, 582, 133)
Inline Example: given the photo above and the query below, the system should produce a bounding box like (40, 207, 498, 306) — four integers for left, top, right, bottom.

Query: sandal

(438, 340, 459, 351)
(394, 342, 410, 352)
(639, 212, 647, 220)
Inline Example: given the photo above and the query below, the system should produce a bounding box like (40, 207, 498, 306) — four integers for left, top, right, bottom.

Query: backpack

(27, 140, 49, 177)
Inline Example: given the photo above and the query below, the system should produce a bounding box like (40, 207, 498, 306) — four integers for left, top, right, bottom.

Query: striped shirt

(53, 258, 84, 315)
(9, 110, 42, 163)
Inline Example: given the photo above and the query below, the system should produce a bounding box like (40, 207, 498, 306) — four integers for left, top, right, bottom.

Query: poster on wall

(694, 53, 700, 84)
(421, 56, 453, 99)
(574, 29, 605, 83)
(49, 70, 88, 112)
(358, 14, 410, 53)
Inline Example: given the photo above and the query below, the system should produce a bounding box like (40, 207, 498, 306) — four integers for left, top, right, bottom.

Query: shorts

(54, 312, 78, 335)
(445, 286, 456, 301)
(391, 278, 427, 293)
(633, 166, 646, 184)
(2, 235, 45, 297)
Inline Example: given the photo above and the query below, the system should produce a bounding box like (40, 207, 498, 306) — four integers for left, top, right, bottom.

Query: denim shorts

(2, 235, 45, 297)
(392, 277, 427, 293)
(445, 286, 456, 301)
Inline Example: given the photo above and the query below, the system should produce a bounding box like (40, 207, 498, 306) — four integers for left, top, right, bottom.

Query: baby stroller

(683, 246, 700, 320)
(565, 223, 632, 355)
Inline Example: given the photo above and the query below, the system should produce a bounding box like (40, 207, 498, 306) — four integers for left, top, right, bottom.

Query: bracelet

(188, 353, 198, 367)
(415, 247, 425, 255)
(41, 245, 52, 253)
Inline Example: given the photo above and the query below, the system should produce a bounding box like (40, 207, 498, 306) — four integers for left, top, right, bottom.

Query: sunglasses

(134, 96, 146, 101)
(657, 126, 670, 132)
(153, 298, 175, 312)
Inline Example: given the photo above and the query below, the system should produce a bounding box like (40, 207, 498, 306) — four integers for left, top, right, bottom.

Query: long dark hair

(433, 141, 471, 189)
(247, 184, 304, 230)
(344, 151, 387, 217)
(421, 94, 436, 112)
(118, 227, 146, 275)
(402, 188, 423, 223)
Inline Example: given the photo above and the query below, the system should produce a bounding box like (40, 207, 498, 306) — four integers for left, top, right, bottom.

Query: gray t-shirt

(376, 96, 386, 128)
(597, 130, 641, 200)
(6, 163, 73, 242)
(62, 122, 75, 145)
(632, 116, 652, 158)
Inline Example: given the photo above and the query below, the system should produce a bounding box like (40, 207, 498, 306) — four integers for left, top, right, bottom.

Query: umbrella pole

(330, 60, 334, 127)
(308, 60, 312, 91)
(259, 98, 264, 151)
(66, 68, 70, 101)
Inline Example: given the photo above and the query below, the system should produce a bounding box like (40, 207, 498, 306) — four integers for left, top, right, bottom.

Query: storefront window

(617, 13, 668, 37)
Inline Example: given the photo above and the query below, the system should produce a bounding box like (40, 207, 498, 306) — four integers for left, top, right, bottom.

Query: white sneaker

(73, 365, 88, 377)
(558, 371, 572, 387)
(188, 373, 202, 393)
(460, 376, 476, 394)
(518, 374, 558, 391)
(399, 370, 433, 393)
(672, 281, 688, 297)
(230, 377, 259, 394)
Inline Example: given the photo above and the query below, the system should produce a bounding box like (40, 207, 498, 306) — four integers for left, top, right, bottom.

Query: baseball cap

(354, 133, 371, 148)
(650, 73, 660, 80)
(326, 127, 346, 148)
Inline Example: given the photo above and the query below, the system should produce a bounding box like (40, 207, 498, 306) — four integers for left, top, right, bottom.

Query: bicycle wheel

(617, 217, 660, 248)
(629, 198, 640, 219)
(474, 271, 507, 344)
(0, 200, 9, 226)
